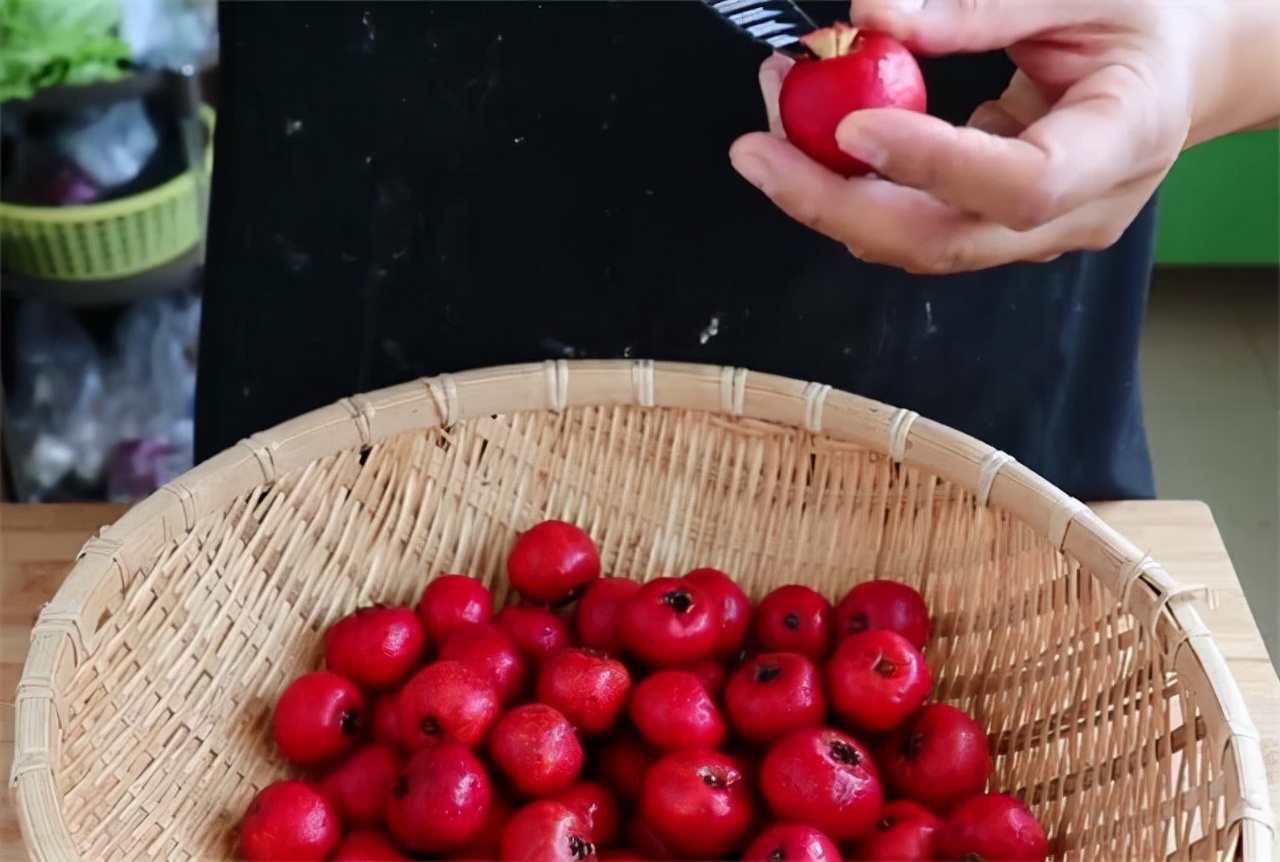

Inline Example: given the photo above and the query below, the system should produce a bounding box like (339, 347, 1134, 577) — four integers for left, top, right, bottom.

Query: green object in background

(1156, 130, 1280, 266)
(0, 0, 132, 103)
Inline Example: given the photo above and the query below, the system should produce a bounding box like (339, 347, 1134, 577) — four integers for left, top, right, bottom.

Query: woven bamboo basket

(11, 360, 1274, 861)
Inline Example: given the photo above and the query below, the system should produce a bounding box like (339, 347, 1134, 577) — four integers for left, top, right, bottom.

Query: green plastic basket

(0, 105, 215, 282)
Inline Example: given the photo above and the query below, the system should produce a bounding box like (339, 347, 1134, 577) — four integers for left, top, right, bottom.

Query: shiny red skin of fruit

(501, 799, 599, 862)
(849, 799, 940, 860)
(743, 823, 842, 862)
(557, 781, 621, 848)
(677, 657, 728, 699)
(316, 742, 403, 829)
(834, 579, 932, 649)
(621, 577, 721, 667)
(439, 622, 529, 706)
(537, 647, 633, 735)
(417, 575, 493, 646)
(639, 749, 755, 859)
(372, 692, 406, 752)
(239, 780, 341, 861)
(575, 577, 642, 655)
(493, 605, 572, 669)
(593, 729, 660, 804)
(323, 605, 427, 692)
(725, 651, 827, 746)
(682, 567, 753, 660)
(272, 671, 367, 766)
(329, 830, 411, 862)
(507, 520, 602, 607)
(597, 851, 646, 862)
(826, 629, 932, 734)
(754, 585, 834, 662)
(398, 660, 500, 749)
(449, 792, 516, 860)
(384, 740, 493, 853)
(935, 793, 1049, 861)
(488, 703, 585, 797)
(778, 29, 927, 177)
(760, 726, 884, 843)
(629, 669, 727, 752)
(880, 703, 993, 815)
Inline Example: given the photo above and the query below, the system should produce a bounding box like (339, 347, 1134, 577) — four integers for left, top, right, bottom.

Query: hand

(728, 0, 1230, 275)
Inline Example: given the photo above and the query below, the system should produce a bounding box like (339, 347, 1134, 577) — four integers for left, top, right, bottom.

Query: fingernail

(835, 118, 887, 169)
(730, 150, 773, 192)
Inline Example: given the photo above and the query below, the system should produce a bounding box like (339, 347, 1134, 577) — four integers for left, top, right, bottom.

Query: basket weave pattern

(12, 361, 1274, 861)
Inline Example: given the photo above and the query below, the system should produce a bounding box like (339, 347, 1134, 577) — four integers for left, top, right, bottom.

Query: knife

(699, 0, 820, 57)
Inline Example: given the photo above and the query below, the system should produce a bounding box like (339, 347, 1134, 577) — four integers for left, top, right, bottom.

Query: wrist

(1186, 0, 1280, 148)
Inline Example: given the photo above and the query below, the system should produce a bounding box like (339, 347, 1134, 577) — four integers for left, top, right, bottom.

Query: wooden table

(2, 501, 1278, 859)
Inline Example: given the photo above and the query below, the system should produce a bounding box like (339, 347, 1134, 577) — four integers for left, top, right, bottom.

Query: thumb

(849, 0, 1106, 55)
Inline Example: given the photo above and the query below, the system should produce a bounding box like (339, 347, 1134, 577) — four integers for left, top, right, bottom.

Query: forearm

(1187, 0, 1280, 148)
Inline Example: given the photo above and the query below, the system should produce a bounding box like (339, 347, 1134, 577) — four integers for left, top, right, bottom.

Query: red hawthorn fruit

(676, 656, 728, 700)
(507, 520, 602, 607)
(628, 669, 727, 752)
(724, 651, 827, 747)
(488, 703, 585, 798)
(639, 749, 755, 859)
(439, 622, 529, 706)
(324, 604, 427, 692)
(272, 671, 367, 766)
(384, 739, 492, 854)
(316, 742, 403, 829)
(500, 799, 599, 862)
(826, 629, 932, 735)
(754, 584, 834, 662)
(759, 727, 884, 843)
(682, 567, 753, 660)
(416, 574, 493, 645)
(493, 604, 573, 669)
(537, 647, 633, 735)
(398, 660, 500, 750)
(372, 691, 406, 752)
(879, 703, 993, 815)
(329, 829, 411, 861)
(238, 780, 340, 861)
(593, 729, 660, 805)
(449, 792, 516, 861)
(621, 576, 721, 668)
(849, 799, 941, 861)
(934, 793, 1049, 862)
(778, 24, 927, 177)
(834, 578, 932, 649)
(575, 577, 642, 655)
(557, 781, 621, 849)
(743, 823, 842, 862)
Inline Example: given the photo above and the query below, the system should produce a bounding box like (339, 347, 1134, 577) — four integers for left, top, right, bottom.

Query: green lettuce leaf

(0, 0, 133, 103)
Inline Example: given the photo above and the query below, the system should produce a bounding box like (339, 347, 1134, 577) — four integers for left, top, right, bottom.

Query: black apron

(196, 0, 1157, 501)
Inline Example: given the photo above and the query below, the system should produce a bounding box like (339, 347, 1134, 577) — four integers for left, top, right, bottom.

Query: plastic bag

(120, 0, 219, 72)
(5, 302, 110, 498)
(6, 292, 201, 502)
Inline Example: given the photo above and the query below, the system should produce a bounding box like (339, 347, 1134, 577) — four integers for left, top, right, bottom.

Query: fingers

(848, 0, 1111, 55)
(729, 129, 1154, 274)
(831, 66, 1164, 230)
(757, 53, 794, 137)
(729, 132, 1048, 274)
(966, 101, 1025, 137)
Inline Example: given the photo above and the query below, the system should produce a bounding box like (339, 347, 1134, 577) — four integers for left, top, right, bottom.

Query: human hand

(729, 0, 1233, 274)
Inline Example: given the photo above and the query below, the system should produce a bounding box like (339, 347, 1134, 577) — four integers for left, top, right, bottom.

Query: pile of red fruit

(238, 520, 1050, 861)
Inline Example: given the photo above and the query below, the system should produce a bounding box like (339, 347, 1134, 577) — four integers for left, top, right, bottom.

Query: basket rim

(11, 359, 1275, 861)
(0, 105, 216, 223)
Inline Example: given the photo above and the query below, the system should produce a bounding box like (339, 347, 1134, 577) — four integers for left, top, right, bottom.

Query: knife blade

(699, 0, 819, 57)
